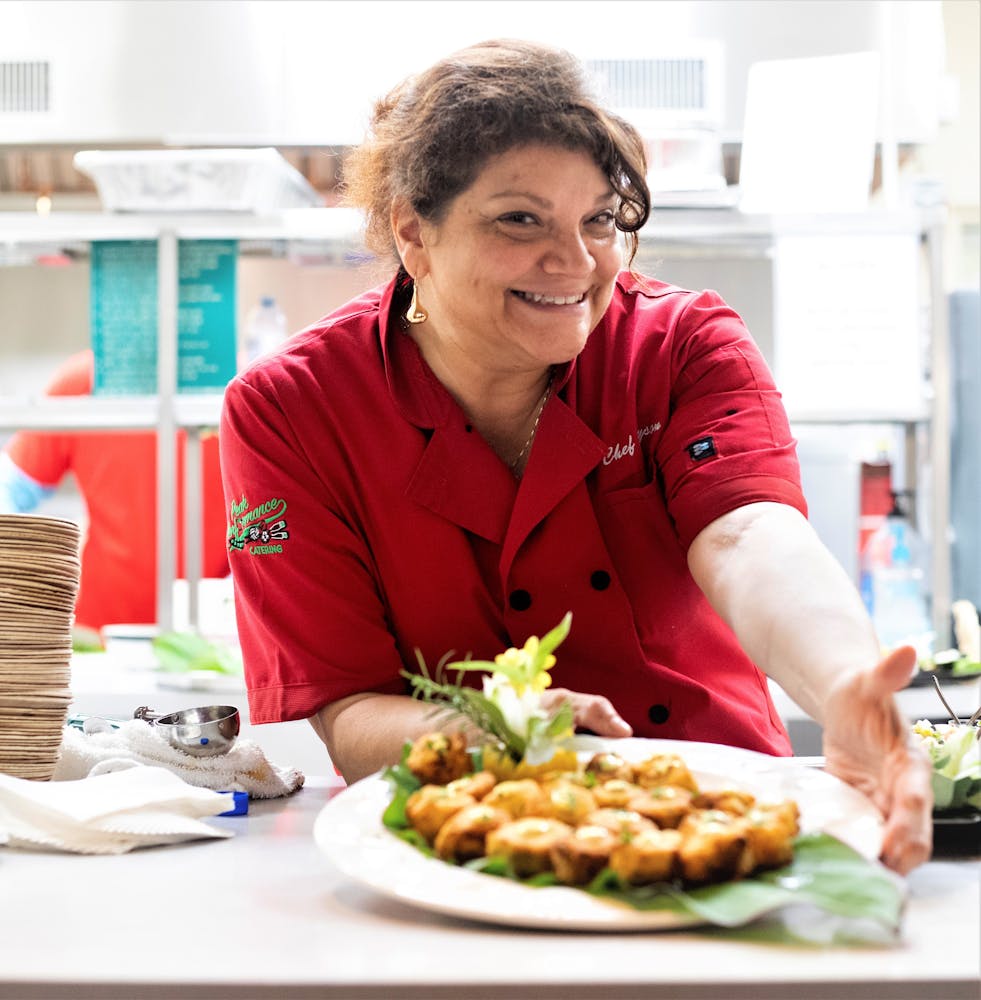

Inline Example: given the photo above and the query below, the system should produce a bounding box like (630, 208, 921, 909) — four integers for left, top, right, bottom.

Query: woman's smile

(510, 289, 589, 307)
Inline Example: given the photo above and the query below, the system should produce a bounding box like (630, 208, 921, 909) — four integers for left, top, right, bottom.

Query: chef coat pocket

(594, 479, 691, 596)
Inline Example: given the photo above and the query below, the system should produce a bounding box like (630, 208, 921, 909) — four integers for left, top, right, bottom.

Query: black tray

(932, 809, 981, 856)
(907, 667, 981, 688)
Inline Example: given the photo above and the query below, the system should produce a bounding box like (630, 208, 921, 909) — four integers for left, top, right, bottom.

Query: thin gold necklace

(510, 372, 553, 477)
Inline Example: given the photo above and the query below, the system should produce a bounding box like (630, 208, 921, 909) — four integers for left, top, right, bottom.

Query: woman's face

(407, 144, 624, 376)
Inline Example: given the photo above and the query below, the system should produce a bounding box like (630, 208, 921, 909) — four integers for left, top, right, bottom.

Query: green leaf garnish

(381, 742, 421, 827)
(151, 631, 243, 675)
(913, 719, 981, 811)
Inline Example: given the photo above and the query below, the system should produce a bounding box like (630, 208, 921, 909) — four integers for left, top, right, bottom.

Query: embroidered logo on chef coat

(227, 495, 290, 555)
(686, 436, 717, 461)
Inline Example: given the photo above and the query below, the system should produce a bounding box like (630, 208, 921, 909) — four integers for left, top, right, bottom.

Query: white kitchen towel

(53, 720, 305, 798)
(0, 765, 233, 854)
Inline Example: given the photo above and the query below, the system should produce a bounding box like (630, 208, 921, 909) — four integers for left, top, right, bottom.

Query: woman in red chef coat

(220, 39, 931, 873)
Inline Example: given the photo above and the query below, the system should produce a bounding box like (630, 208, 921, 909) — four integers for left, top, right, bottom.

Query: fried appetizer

(744, 800, 800, 869)
(584, 751, 635, 784)
(550, 823, 618, 886)
(446, 770, 497, 800)
(592, 778, 644, 809)
(483, 778, 548, 819)
(541, 782, 598, 825)
(627, 785, 694, 829)
(433, 803, 512, 862)
(395, 734, 802, 890)
(609, 828, 683, 885)
(584, 807, 657, 841)
(692, 787, 756, 816)
(633, 753, 699, 793)
(404, 784, 476, 842)
(676, 809, 754, 884)
(485, 817, 574, 877)
(406, 731, 472, 785)
(539, 768, 592, 789)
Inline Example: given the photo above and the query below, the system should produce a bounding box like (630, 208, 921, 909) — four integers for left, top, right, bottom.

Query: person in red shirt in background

(0, 349, 228, 634)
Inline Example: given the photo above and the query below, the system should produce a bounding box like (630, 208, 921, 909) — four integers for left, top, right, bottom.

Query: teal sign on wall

(91, 240, 159, 395)
(177, 240, 237, 393)
(91, 239, 238, 395)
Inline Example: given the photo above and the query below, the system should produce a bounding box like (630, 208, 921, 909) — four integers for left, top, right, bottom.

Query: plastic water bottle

(861, 494, 933, 654)
(239, 295, 287, 368)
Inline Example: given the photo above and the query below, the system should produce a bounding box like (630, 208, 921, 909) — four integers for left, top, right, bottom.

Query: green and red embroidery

(228, 495, 289, 555)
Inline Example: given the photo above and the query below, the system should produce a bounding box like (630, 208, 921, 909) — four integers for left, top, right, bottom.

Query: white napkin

(0, 766, 233, 854)
(53, 720, 305, 798)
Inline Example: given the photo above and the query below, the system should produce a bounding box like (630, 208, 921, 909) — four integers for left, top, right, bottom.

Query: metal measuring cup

(134, 704, 240, 757)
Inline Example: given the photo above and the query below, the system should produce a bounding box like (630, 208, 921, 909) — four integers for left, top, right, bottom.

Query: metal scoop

(134, 704, 240, 757)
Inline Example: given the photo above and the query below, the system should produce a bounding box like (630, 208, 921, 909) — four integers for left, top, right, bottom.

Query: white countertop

(0, 773, 978, 1000)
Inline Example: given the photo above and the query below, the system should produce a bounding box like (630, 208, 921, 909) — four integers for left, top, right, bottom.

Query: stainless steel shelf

(0, 207, 365, 247)
(0, 394, 224, 430)
(174, 394, 225, 428)
(642, 207, 928, 241)
(0, 396, 159, 430)
(787, 409, 931, 425)
(0, 205, 931, 252)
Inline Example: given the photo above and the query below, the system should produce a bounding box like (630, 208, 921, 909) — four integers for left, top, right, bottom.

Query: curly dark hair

(342, 38, 650, 268)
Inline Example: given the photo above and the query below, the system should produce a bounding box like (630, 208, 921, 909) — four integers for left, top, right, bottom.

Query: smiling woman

(219, 37, 932, 876)
(390, 143, 624, 462)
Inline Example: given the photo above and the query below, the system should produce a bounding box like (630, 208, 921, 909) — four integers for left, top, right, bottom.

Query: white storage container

(73, 148, 322, 214)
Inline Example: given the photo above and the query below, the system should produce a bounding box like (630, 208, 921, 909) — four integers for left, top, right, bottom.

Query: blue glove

(0, 452, 55, 514)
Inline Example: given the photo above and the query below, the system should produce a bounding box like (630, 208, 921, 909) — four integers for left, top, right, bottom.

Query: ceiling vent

(584, 50, 724, 131)
(586, 58, 706, 114)
(0, 60, 50, 113)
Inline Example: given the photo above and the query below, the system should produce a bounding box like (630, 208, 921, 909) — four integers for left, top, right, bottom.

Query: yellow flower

(492, 636, 555, 695)
(410, 613, 574, 764)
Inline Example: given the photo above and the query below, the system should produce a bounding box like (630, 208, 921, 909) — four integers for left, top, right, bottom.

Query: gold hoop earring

(405, 281, 428, 325)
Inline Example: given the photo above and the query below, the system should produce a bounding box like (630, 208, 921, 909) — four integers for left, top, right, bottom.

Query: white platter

(313, 738, 884, 932)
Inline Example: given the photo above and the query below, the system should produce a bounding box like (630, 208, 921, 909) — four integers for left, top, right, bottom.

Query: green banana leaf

(151, 631, 243, 676)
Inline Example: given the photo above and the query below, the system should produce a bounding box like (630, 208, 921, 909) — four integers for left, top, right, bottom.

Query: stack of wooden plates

(0, 514, 81, 781)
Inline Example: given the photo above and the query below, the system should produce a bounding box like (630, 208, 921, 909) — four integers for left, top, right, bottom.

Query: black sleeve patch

(686, 436, 717, 461)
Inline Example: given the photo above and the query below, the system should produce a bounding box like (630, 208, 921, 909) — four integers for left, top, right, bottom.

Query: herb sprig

(403, 612, 576, 765)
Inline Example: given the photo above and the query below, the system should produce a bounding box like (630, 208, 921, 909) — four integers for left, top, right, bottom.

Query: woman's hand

(822, 645, 933, 874)
(542, 688, 633, 739)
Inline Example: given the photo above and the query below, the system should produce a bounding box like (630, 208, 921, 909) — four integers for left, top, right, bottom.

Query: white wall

(909, 0, 980, 290)
(0, 0, 949, 145)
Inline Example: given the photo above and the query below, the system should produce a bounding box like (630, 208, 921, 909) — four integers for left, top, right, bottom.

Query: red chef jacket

(220, 272, 807, 755)
(4, 350, 228, 631)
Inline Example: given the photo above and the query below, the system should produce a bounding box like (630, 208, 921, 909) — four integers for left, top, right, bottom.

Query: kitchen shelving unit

(0, 206, 951, 644)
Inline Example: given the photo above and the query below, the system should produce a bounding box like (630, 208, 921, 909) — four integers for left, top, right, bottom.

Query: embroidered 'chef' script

(604, 422, 661, 466)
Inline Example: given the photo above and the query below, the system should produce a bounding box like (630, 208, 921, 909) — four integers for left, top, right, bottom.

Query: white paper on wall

(773, 232, 925, 419)
(738, 52, 881, 215)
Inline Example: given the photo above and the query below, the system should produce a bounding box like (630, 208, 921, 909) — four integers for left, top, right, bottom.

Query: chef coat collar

(376, 276, 604, 545)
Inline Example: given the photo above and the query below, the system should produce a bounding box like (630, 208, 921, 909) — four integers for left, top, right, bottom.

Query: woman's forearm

(687, 502, 884, 724)
(311, 692, 473, 783)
